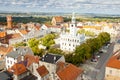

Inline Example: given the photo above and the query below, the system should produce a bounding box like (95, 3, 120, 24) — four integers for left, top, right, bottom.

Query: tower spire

(71, 12, 76, 24)
(70, 12, 77, 36)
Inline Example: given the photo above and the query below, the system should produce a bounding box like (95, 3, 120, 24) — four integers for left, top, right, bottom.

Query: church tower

(7, 15, 12, 29)
(70, 12, 77, 36)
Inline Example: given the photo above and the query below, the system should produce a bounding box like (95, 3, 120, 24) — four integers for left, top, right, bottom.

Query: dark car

(91, 56, 98, 62)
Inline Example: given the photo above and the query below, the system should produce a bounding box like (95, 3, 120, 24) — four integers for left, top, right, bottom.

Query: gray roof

(0, 71, 13, 80)
(41, 53, 62, 64)
(117, 39, 120, 43)
(6, 47, 33, 58)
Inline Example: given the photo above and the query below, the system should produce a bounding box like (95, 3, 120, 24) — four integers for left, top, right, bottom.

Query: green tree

(48, 47, 64, 55)
(28, 38, 43, 56)
(40, 33, 56, 48)
(74, 43, 91, 64)
(13, 42, 27, 47)
(77, 29, 95, 37)
(98, 32, 110, 45)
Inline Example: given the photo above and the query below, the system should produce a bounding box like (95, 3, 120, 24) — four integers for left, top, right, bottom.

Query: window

(75, 40, 76, 42)
(65, 43, 66, 45)
(7, 60, 9, 63)
(109, 70, 112, 74)
(69, 44, 71, 46)
(73, 39, 74, 42)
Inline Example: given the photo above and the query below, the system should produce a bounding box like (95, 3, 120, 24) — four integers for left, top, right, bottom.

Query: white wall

(5, 56, 17, 69)
(105, 67, 120, 77)
(60, 34, 85, 52)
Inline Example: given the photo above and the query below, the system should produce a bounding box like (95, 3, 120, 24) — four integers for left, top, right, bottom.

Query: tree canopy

(28, 38, 43, 56)
(77, 29, 96, 37)
(67, 32, 110, 65)
(39, 33, 56, 48)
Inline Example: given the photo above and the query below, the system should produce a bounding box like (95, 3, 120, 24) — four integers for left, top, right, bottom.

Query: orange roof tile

(7, 33, 21, 39)
(44, 24, 52, 28)
(37, 65, 49, 77)
(0, 46, 13, 56)
(19, 30, 29, 35)
(35, 26, 40, 30)
(24, 54, 39, 67)
(0, 31, 6, 38)
(54, 16, 63, 23)
(57, 62, 83, 80)
(10, 63, 27, 75)
(77, 26, 83, 28)
(106, 53, 120, 69)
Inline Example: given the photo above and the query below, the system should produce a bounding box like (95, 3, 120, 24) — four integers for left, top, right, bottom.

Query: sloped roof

(10, 63, 27, 75)
(24, 54, 39, 67)
(54, 16, 63, 23)
(7, 33, 22, 39)
(0, 31, 6, 38)
(57, 62, 83, 80)
(41, 53, 62, 64)
(0, 71, 12, 80)
(83, 25, 101, 30)
(106, 53, 120, 69)
(6, 47, 33, 58)
(35, 26, 40, 30)
(0, 46, 13, 56)
(19, 30, 29, 35)
(44, 24, 52, 28)
(36, 65, 49, 77)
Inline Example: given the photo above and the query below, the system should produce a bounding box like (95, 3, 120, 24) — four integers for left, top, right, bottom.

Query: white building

(102, 26, 118, 38)
(5, 47, 33, 69)
(60, 13, 85, 52)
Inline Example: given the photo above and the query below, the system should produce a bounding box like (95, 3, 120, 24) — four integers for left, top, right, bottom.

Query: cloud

(0, 0, 120, 14)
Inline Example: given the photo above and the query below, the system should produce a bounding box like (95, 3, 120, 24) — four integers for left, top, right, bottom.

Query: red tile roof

(0, 31, 6, 38)
(106, 53, 120, 69)
(19, 30, 29, 35)
(10, 63, 27, 75)
(44, 24, 52, 28)
(54, 16, 63, 23)
(77, 26, 83, 28)
(36, 65, 49, 77)
(7, 33, 22, 39)
(57, 62, 83, 80)
(0, 46, 13, 56)
(24, 54, 39, 67)
(35, 26, 40, 30)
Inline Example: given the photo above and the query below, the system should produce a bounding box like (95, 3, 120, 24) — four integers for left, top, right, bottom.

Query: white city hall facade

(60, 13, 85, 52)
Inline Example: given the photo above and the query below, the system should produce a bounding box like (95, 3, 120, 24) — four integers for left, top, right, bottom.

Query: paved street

(82, 42, 115, 80)
(82, 29, 120, 80)
(91, 42, 115, 80)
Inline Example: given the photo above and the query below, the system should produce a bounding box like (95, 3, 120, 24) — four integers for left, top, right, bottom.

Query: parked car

(91, 58, 98, 62)
(91, 56, 98, 62)
(98, 50, 103, 53)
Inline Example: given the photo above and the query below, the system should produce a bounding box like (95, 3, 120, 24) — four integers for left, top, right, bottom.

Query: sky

(0, 0, 120, 14)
